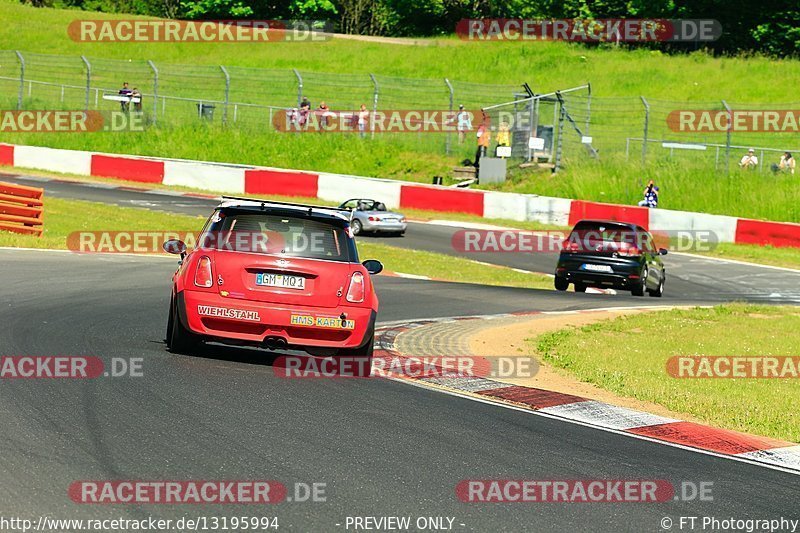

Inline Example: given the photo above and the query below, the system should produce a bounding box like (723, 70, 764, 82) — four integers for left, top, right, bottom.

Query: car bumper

(362, 221, 407, 233)
(178, 290, 376, 349)
(556, 270, 639, 289)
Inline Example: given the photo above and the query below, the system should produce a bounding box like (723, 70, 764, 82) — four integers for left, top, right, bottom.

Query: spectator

(298, 106, 310, 129)
(317, 101, 331, 132)
(300, 96, 311, 110)
(287, 107, 299, 130)
(474, 110, 491, 168)
(131, 87, 142, 113)
(456, 105, 472, 144)
(495, 121, 511, 157)
(357, 104, 369, 138)
(118, 81, 132, 113)
(637, 180, 659, 208)
(739, 148, 758, 170)
(777, 152, 796, 175)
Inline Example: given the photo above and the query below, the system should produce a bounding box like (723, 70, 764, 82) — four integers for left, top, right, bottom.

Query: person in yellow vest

(495, 121, 511, 158)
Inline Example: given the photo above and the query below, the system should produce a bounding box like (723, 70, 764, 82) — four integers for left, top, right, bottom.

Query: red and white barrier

(1, 142, 798, 249)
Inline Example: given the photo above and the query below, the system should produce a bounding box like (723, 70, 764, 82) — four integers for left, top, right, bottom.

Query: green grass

(532, 304, 800, 442)
(1, 0, 800, 223)
(0, 196, 554, 290)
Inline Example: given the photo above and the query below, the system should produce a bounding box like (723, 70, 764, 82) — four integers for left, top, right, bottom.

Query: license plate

(382, 217, 397, 223)
(256, 272, 305, 290)
(581, 264, 613, 273)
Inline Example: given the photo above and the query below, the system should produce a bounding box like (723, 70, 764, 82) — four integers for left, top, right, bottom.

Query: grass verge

(532, 304, 800, 442)
(0, 196, 554, 290)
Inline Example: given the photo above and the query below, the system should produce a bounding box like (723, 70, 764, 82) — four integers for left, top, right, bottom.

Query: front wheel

(648, 274, 664, 297)
(167, 295, 200, 354)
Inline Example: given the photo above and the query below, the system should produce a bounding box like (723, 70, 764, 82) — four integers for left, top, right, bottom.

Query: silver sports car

(339, 198, 408, 237)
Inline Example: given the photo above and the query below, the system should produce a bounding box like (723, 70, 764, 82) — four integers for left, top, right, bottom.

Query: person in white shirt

(739, 148, 758, 170)
(357, 104, 369, 138)
(779, 152, 796, 175)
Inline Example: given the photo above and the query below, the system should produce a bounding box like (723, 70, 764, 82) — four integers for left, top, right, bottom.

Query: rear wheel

(631, 266, 648, 297)
(167, 295, 200, 354)
(554, 277, 568, 291)
(351, 219, 363, 236)
(338, 329, 374, 377)
(573, 282, 587, 293)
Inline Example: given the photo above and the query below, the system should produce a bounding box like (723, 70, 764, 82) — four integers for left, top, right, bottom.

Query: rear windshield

(567, 222, 643, 250)
(199, 210, 354, 262)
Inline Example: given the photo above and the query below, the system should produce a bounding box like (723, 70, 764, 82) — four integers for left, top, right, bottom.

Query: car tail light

(618, 246, 641, 257)
(368, 216, 378, 222)
(194, 256, 213, 288)
(346, 271, 365, 303)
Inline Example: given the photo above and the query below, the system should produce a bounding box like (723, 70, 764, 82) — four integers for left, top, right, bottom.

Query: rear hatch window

(199, 210, 353, 262)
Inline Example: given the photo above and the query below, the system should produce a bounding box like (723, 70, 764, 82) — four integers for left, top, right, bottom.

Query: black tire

(337, 329, 374, 377)
(167, 295, 200, 354)
(573, 282, 587, 293)
(631, 266, 647, 297)
(648, 275, 664, 297)
(554, 277, 569, 291)
(396, 231, 405, 238)
(351, 219, 363, 236)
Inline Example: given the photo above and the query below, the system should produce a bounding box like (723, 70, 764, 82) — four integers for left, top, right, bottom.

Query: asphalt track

(1, 173, 799, 531)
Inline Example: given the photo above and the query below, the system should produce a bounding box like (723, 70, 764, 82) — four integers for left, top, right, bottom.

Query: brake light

(346, 271, 365, 303)
(194, 256, 213, 287)
(368, 216, 378, 222)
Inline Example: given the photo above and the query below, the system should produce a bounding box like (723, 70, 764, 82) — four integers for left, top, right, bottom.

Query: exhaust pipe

(263, 336, 288, 351)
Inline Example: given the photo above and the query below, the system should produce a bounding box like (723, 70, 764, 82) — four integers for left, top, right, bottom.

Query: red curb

(477, 386, 587, 409)
(627, 421, 793, 455)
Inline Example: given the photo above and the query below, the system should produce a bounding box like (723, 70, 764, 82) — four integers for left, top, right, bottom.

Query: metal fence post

(554, 92, 565, 173)
(641, 96, 650, 167)
(722, 100, 732, 174)
(80, 55, 91, 111)
(444, 78, 454, 155)
(369, 73, 378, 137)
(293, 69, 303, 108)
(147, 60, 158, 125)
(15, 51, 24, 110)
(220, 65, 231, 124)
(585, 82, 592, 135)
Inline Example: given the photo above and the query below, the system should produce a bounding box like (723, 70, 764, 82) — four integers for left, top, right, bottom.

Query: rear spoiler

(219, 195, 354, 222)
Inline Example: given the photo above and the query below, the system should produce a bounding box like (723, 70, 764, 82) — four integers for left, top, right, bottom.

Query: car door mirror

(362, 259, 383, 275)
(163, 239, 187, 256)
(658, 248, 668, 255)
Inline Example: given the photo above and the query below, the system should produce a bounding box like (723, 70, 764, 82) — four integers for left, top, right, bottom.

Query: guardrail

(0, 181, 44, 236)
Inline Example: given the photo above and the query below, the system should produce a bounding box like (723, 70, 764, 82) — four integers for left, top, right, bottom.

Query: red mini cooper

(163, 197, 383, 370)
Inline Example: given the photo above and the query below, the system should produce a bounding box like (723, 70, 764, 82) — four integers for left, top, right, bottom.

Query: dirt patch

(468, 308, 703, 422)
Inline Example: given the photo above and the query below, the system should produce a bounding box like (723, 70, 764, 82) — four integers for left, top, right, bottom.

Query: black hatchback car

(554, 220, 667, 297)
